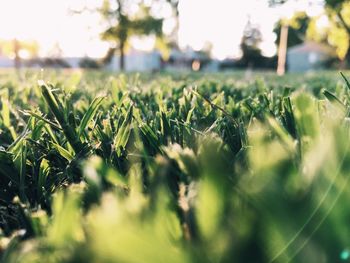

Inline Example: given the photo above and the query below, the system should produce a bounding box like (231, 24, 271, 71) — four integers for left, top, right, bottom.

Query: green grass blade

(114, 106, 133, 156)
(1, 97, 10, 128)
(323, 89, 347, 113)
(78, 97, 104, 137)
(38, 158, 49, 200)
(19, 141, 27, 202)
(51, 142, 74, 162)
(21, 110, 62, 131)
(40, 81, 85, 154)
(340, 72, 350, 90)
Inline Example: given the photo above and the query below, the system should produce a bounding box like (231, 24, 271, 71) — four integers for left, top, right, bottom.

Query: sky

(0, 0, 325, 60)
(178, 0, 278, 59)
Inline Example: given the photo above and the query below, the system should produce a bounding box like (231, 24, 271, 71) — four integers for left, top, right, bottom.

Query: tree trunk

(120, 41, 125, 71)
(277, 25, 288, 75)
(337, 11, 350, 68)
(13, 39, 20, 69)
(339, 39, 350, 69)
(101, 47, 116, 66)
(341, 46, 350, 69)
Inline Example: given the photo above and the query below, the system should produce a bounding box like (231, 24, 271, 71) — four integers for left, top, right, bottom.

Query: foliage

(98, 0, 178, 70)
(274, 11, 311, 48)
(280, 0, 350, 62)
(100, 1, 163, 70)
(323, 1, 350, 61)
(0, 70, 350, 262)
(0, 40, 39, 58)
(79, 58, 101, 69)
(237, 20, 277, 69)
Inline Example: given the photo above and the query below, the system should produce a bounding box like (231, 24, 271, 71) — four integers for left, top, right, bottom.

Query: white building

(0, 48, 214, 72)
(106, 47, 212, 72)
(106, 49, 162, 72)
(165, 47, 210, 72)
(287, 42, 334, 72)
(0, 49, 15, 68)
(0, 57, 14, 68)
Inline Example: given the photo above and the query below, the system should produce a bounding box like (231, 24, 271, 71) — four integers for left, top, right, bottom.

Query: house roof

(288, 42, 333, 55)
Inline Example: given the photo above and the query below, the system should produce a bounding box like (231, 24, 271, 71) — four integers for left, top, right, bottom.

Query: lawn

(0, 69, 349, 262)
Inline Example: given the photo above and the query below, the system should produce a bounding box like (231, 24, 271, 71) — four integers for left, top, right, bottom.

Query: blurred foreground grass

(0, 70, 350, 262)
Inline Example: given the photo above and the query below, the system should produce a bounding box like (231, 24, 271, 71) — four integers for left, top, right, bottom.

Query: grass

(0, 69, 350, 262)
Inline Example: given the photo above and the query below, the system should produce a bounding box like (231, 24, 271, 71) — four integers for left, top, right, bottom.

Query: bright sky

(0, 0, 324, 59)
(179, 0, 278, 59)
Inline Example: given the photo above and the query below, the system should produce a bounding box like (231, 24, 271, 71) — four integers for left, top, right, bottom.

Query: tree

(324, 0, 350, 64)
(79, 57, 101, 69)
(73, 0, 179, 71)
(270, 0, 350, 66)
(0, 39, 39, 68)
(274, 12, 311, 48)
(269, 0, 292, 75)
(237, 19, 265, 68)
(100, 0, 164, 71)
(236, 20, 277, 70)
(269, 0, 322, 74)
(165, 0, 180, 43)
(273, 11, 313, 74)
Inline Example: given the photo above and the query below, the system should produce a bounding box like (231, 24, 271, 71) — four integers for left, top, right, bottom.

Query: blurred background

(0, 0, 349, 74)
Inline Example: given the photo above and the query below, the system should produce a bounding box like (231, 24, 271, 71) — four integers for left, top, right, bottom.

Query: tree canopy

(323, 0, 350, 62)
(100, 0, 165, 70)
(75, 0, 179, 71)
(274, 12, 311, 48)
(237, 20, 276, 69)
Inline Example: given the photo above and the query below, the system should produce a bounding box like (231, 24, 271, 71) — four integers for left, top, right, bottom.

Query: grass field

(0, 70, 350, 262)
